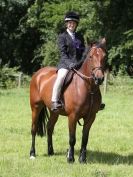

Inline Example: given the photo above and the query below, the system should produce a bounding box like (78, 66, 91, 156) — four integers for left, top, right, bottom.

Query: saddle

(61, 70, 75, 94)
(51, 70, 75, 111)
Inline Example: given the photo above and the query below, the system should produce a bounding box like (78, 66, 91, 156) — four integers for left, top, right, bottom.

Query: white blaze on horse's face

(90, 46, 105, 85)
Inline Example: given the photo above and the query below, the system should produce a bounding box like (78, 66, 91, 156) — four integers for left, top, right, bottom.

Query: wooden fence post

(103, 69, 109, 95)
(18, 72, 23, 88)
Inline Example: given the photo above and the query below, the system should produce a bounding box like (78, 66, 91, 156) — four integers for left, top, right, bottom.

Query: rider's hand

(69, 63, 75, 70)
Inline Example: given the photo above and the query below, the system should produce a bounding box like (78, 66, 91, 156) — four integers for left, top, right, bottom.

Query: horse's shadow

(44, 150, 133, 165)
(86, 150, 133, 165)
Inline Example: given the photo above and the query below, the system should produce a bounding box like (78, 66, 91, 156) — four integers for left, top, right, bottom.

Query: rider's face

(66, 21, 77, 32)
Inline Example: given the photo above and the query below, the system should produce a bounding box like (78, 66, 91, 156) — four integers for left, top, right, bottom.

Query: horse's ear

(101, 38, 106, 44)
(86, 37, 93, 47)
(99, 37, 106, 49)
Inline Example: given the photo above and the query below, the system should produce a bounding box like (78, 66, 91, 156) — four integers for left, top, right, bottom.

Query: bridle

(73, 46, 105, 82)
(91, 66, 104, 79)
(89, 46, 105, 78)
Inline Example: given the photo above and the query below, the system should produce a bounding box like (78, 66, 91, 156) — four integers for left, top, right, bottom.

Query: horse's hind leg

(30, 105, 42, 159)
(47, 112, 58, 155)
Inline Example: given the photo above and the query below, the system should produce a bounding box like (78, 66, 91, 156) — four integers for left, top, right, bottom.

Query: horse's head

(88, 38, 106, 85)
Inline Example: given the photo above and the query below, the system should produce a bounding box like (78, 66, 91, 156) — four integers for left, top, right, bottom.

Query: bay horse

(29, 38, 106, 163)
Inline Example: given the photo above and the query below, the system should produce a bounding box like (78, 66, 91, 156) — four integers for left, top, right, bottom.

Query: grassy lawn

(0, 77, 133, 177)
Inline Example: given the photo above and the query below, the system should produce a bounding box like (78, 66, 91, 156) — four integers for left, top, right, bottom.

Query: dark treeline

(0, 0, 133, 75)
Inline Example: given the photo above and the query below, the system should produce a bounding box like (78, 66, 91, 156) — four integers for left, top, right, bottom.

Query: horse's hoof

(67, 155, 75, 163)
(79, 156, 87, 164)
(79, 149, 87, 163)
(30, 156, 35, 160)
(30, 151, 36, 159)
(67, 148, 75, 163)
(48, 151, 54, 156)
(79, 158, 87, 164)
(67, 157, 75, 163)
(48, 147, 54, 156)
(99, 103, 105, 110)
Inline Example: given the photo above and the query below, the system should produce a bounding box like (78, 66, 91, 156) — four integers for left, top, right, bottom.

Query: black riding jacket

(57, 31, 85, 70)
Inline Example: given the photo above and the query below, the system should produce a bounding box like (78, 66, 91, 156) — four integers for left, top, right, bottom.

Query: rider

(51, 11, 105, 111)
(51, 11, 85, 111)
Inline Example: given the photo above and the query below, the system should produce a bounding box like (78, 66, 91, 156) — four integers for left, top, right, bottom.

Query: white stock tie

(71, 33, 75, 41)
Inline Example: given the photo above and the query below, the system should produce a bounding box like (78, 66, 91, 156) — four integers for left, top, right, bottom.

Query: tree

(0, 0, 40, 74)
(0, 0, 132, 75)
(25, 0, 100, 71)
(95, 0, 133, 74)
(0, 0, 28, 66)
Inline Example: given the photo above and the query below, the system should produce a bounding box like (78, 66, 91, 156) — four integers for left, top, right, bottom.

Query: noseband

(92, 66, 103, 73)
(91, 66, 104, 79)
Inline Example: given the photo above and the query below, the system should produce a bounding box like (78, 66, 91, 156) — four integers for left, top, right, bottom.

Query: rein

(73, 66, 103, 82)
(73, 68, 92, 81)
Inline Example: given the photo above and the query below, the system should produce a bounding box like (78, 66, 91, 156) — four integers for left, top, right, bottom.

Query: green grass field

(0, 77, 133, 177)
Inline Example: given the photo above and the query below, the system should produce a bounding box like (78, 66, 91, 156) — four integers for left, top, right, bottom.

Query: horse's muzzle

(94, 76, 104, 85)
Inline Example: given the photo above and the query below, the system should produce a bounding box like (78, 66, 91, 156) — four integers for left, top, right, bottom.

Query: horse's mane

(82, 46, 91, 61)
(74, 39, 106, 70)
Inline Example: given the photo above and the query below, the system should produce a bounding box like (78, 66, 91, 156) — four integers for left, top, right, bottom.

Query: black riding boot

(99, 103, 105, 110)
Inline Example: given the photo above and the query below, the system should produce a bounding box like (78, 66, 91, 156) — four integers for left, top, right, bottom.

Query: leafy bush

(0, 0, 133, 75)
(108, 29, 133, 75)
(0, 66, 30, 89)
(41, 41, 59, 67)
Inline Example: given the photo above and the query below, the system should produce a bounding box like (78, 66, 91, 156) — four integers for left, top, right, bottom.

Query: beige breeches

(51, 68, 69, 102)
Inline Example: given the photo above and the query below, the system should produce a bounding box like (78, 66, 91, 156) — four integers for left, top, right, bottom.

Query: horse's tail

(37, 106, 49, 137)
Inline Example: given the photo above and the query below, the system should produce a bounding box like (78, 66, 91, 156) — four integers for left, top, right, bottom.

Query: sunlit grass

(0, 77, 133, 177)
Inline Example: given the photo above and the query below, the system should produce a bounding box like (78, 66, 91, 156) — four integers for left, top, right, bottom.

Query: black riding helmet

(64, 11, 80, 23)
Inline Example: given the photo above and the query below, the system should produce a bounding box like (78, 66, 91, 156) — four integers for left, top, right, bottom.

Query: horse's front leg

(47, 112, 58, 155)
(79, 113, 96, 163)
(67, 115, 77, 163)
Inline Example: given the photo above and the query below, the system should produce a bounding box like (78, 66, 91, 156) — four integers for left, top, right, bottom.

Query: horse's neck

(80, 58, 91, 77)
(72, 58, 100, 98)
